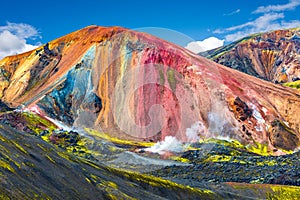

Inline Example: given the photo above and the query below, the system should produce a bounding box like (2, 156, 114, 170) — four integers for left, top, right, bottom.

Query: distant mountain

(201, 28, 300, 83)
(0, 26, 300, 154)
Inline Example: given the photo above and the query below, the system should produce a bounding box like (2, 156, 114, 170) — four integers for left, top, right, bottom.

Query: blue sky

(1, 0, 300, 57)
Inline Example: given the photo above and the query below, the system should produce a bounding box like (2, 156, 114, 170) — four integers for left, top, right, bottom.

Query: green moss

(104, 193, 118, 200)
(14, 142, 28, 154)
(80, 159, 101, 170)
(204, 155, 232, 163)
(0, 193, 10, 200)
(107, 181, 118, 189)
(37, 143, 48, 152)
(210, 50, 228, 59)
(0, 160, 15, 173)
(267, 185, 300, 199)
(283, 80, 300, 90)
(0, 134, 7, 142)
(159, 69, 165, 86)
(246, 142, 270, 156)
(106, 166, 217, 198)
(200, 138, 245, 150)
(169, 156, 190, 163)
(45, 155, 55, 163)
(57, 152, 72, 162)
(84, 128, 154, 148)
(256, 160, 277, 166)
(21, 112, 57, 135)
(167, 69, 177, 91)
(200, 138, 274, 156)
(85, 177, 92, 184)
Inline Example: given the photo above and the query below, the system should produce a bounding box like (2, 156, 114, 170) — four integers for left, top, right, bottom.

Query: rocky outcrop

(202, 28, 300, 83)
(268, 119, 300, 151)
(0, 26, 300, 154)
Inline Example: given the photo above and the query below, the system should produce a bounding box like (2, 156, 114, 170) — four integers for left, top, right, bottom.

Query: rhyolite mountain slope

(0, 26, 300, 155)
(201, 27, 300, 83)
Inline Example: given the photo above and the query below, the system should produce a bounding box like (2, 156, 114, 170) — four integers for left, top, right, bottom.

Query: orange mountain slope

(1, 25, 300, 154)
(203, 27, 300, 83)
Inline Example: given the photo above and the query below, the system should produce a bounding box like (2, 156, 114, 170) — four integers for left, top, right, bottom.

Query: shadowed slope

(0, 123, 218, 199)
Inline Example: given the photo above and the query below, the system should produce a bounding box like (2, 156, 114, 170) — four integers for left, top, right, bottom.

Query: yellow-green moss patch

(85, 128, 154, 148)
(267, 185, 300, 199)
(283, 80, 300, 90)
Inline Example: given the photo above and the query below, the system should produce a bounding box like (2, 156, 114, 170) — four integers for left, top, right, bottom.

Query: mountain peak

(0, 26, 300, 155)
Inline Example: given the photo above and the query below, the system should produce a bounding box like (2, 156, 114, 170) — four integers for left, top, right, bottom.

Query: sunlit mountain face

(0, 26, 300, 199)
(202, 28, 300, 84)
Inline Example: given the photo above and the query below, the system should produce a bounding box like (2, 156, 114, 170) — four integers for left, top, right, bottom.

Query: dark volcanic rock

(0, 100, 13, 112)
(231, 97, 252, 121)
(0, 124, 217, 200)
(268, 119, 300, 150)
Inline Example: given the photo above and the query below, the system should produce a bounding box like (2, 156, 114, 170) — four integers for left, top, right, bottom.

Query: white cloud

(223, 13, 300, 42)
(213, 1, 300, 42)
(212, 29, 224, 34)
(0, 22, 41, 59)
(253, 0, 300, 14)
(185, 37, 224, 53)
(224, 9, 241, 16)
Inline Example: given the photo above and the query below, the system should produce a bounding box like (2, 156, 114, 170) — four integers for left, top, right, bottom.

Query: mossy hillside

(225, 182, 300, 200)
(22, 112, 57, 135)
(1, 110, 300, 198)
(0, 111, 98, 161)
(0, 111, 57, 136)
(198, 138, 272, 156)
(267, 185, 300, 199)
(85, 128, 155, 148)
(283, 80, 300, 90)
(151, 139, 300, 187)
(105, 164, 218, 199)
(0, 123, 219, 199)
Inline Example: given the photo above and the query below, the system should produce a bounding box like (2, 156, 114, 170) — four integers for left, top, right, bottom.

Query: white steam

(186, 121, 207, 142)
(145, 121, 208, 154)
(208, 112, 227, 135)
(44, 116, 73, 132)
(145, 136, 183, 154)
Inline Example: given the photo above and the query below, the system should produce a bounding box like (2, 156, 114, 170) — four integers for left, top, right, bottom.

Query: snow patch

(283, 121, 290, 127)
(262, 107, 268, 115)
(186, 65, 198, 71)
(249, 104, 266, 132)
(253, 109, 265, 124)
(23, 105, 42, 115)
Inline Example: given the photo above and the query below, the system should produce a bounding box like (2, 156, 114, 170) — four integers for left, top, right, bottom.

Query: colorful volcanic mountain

(202, 28, 300, 84)
(1, 26, 300, 199)
(0, 25, 300, 154)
